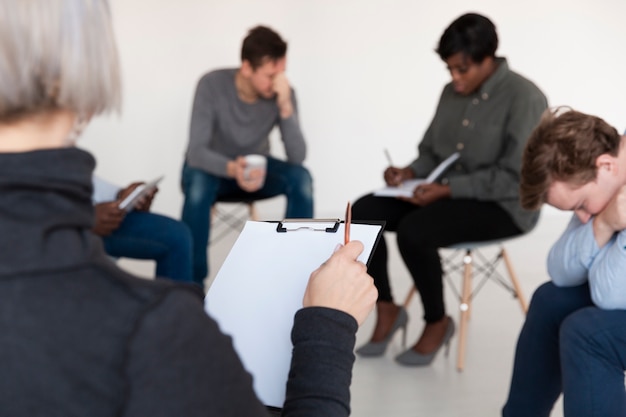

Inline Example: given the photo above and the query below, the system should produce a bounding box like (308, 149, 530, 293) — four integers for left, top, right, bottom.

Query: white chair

(403, 236, 528, 372)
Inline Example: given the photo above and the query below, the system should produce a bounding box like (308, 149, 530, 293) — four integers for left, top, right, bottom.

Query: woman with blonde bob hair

(0, 1, 377, 415)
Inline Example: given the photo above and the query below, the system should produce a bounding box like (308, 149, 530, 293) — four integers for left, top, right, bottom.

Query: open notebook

(374, 152, 460, 197)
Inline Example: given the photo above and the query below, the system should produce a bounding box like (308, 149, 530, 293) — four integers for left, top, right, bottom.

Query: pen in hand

(384, 149, 404, 186)
(344, 201, 351, 245)
(384, 148, 393, 166)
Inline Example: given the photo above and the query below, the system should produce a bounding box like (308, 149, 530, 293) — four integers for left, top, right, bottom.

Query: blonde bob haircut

(0, 0, 121, 121)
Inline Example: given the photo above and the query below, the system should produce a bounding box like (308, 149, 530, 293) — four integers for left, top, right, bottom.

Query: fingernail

(333, 243, 342, 253)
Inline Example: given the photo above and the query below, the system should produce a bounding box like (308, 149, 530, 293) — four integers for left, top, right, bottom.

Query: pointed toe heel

(395, 316, 455, 367)
(356, 307, 408, 357)
(355, 340, 390, 357)
(394, 347, 437, 366)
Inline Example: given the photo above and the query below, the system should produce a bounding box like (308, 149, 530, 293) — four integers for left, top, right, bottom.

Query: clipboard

(204, 219, 385, 409)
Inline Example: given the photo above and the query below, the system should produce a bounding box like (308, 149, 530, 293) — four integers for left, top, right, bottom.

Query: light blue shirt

(547, 214, 626, 309)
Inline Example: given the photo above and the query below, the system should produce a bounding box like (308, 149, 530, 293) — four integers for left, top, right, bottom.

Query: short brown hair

(240, 25, 287, 70)
(520, 108, 621, 210)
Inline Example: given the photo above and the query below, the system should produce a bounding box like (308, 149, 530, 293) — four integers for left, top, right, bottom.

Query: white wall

(81, 0, 626, 220)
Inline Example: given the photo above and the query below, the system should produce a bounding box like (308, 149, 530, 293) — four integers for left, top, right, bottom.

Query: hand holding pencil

(383, 148, 414, 186)
(301, 200, 377, 325)
(302, 240, 377, 325)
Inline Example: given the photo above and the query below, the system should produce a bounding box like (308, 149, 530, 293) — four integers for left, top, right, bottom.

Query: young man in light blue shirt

(503, 109, 626, 417)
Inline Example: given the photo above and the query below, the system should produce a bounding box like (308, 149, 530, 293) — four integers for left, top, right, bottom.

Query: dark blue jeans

(181, 157, 314, 285)
(102, 211, 193, 283)
(503, 282, 626, 417)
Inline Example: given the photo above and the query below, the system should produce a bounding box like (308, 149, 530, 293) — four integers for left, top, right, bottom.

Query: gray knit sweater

(185, 68, 307, 177)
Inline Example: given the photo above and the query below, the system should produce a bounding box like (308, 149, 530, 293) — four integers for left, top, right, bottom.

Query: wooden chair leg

(501, 248, 528, 314)
(457, 250, 473, 372)
(248, 202, 259, 221)
(403, 286, 416, 309)
(463, 251, 474, 321)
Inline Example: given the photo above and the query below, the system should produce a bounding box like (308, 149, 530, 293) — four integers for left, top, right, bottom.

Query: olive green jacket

(409, 58, 548, 232)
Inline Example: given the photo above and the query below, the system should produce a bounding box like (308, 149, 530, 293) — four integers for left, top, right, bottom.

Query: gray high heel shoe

(356, 307, 408, 357)
(394, 316, 455, 366)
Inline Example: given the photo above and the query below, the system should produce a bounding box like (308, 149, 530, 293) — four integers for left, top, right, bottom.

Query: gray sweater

(186, 68, 307, 177)
(410, 58, 548, 232)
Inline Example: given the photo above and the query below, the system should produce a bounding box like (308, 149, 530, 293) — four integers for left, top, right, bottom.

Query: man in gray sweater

(181, 26, 314, 287)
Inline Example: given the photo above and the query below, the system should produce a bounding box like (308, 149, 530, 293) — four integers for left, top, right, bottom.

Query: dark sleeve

(282, 307, 358, 417)
(411, 121, 439, 176)
(122, 289, 269, 417)
(448, 86, 548, 200)
(409, 89, 446, 177)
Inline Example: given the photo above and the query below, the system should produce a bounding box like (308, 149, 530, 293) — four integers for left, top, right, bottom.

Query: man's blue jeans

(181, 156, 314, 286)
(503, 282, 626, 417)
(102, 211, 193, 283)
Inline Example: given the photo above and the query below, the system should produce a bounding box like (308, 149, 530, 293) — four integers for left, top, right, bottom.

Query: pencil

(384, 148, 393, 166)
(344, 201, 351, 245)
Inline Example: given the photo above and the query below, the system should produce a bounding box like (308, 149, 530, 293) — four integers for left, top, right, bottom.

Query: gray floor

(119, 209, 571, 417)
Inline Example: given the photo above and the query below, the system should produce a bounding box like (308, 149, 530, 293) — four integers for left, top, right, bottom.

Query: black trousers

(352, 194, 522, 323)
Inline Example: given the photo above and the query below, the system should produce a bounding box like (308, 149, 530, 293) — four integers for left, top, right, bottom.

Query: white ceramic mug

(244, 154, 267, 186)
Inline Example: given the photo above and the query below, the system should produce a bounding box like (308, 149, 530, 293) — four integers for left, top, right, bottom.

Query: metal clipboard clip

(276, 218, 341, 233)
